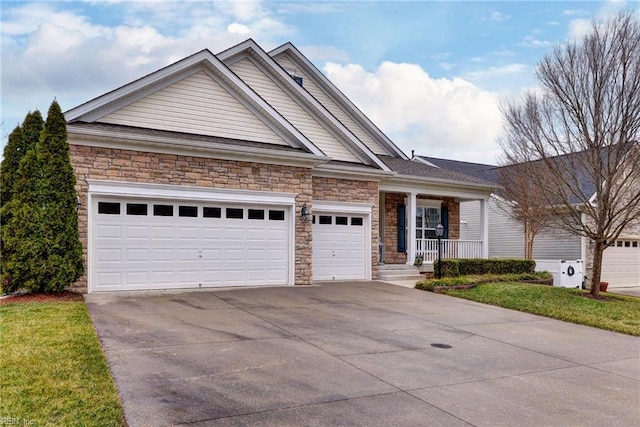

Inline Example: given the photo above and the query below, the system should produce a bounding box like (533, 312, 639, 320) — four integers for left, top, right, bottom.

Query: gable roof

(65, 48, 325, 157)
(216, 39, 391, 171)
(381, 155, 496, 189)
(269, 42, 408, 159)
(415, 156, 499, 183)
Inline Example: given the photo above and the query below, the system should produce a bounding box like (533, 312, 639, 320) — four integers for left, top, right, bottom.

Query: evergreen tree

(1, 126, 25, 209)
(1, 111, 44, 292)
(1, 111, 43, 210)
(1, 101, 83, 292)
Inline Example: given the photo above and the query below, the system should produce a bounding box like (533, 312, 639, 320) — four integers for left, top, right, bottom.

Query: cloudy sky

(1, 0, 636, 163)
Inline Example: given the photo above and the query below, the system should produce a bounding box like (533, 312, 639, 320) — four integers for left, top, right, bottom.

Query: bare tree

(494, 163, 553, 259)
(499, 11, 640, 296)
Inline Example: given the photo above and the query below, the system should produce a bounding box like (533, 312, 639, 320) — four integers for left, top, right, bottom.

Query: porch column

(480, 197, 489, 258)
(406, 192, 417, 265)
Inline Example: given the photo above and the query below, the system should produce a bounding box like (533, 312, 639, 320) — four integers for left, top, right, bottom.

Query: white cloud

(463, 63, 528, 82)
(521, 35, 552, 48)
(323, 62, 504, 163)
(567, 18, 593, 39)
(227, 23, 251, 35)
(489, 11, 511, 22)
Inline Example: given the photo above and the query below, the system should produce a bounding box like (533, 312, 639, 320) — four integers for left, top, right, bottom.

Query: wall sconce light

(76, 196, 81, 213)
(301, 203, 309, 222)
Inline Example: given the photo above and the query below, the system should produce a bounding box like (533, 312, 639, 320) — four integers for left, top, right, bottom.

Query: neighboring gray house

(414, 155, 640, 290)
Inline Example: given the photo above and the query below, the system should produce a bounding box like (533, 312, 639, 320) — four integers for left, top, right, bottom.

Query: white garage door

(602, 240, 640, 288)
(91, 197, 291, 291)
(313, 213, 367, 281)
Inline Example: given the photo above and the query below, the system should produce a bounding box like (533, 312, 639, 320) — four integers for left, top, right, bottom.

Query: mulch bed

(0, 291, 84, 305)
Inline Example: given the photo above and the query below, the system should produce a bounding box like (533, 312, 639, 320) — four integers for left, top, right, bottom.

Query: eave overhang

(68, 124, 329, 169)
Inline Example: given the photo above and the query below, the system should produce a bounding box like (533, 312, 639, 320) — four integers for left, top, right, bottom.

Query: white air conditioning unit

(559, 260, 583, 288)
(535, 259, 583, 288)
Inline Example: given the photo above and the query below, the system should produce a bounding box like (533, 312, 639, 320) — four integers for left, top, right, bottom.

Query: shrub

(1, 101, 83, 293)
(433, 258, 536, 277)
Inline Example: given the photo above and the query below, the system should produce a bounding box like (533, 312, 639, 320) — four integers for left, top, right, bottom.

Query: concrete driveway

(85, 281, 640, 426)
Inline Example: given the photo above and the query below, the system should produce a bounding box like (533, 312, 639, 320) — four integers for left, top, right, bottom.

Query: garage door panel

(151, 226, 174, 239)
(97, 225, 122, 239)
(313, 213, 367, 281)
(92, 197, 291, 291)
(602, 240, 640, 288)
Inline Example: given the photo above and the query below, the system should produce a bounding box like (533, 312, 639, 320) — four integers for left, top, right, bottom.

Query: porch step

(378, 264, 427, 282)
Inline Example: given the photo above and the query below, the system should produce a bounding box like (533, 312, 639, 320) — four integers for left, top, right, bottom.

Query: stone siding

(312, 177, 379, 279)
(70, 144, 313, 292)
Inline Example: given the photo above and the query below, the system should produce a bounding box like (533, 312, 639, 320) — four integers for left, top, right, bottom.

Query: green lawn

(0, 301, 125, 426)
(442, 283, 640, 336)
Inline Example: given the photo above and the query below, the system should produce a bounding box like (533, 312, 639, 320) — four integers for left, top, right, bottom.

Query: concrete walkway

(86, 281, 640, 426)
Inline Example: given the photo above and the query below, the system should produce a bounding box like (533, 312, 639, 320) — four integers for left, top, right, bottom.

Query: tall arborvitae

(1, 111, 43, 210)
(1, 101, 83, 292)
(1, 111, 44, 292)
(1, 126, 25, 209)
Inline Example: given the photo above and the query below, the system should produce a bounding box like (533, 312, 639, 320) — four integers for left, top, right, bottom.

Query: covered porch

(379, 188, 489, 266)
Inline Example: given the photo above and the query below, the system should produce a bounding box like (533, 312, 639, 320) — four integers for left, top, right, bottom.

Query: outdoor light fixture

(76, 196, 81, 213)
(435, 223, 444, 279)
(301, 203, 309, 222)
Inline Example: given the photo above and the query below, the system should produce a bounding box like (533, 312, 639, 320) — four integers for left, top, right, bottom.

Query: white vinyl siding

(272, 53, 389, 156)
(99, 71, 287, 146)
(230, 58, 361, 163)
(461, 199, 582, 259)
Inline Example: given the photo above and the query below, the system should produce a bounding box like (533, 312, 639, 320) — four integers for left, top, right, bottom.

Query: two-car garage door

(92, 197, 291, 292)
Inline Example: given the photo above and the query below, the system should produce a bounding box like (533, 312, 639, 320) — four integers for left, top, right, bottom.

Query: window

(179, 206, 198, 217)
(293, 76, 303, 86)
(319, 215, 332, 225)
(312, 215, 316, 224)
(269, 210, 285, 221)
(351, 217, 363, 226)
(226, 208, 243, 219)
(153, 204, 173, 216)
(625, 241, 631, 247)
(126, 203, 148, 216)
(203, 207, 221, 218)
(248, 209, 265, 220)
(633, 242, 638, 248)
(416, 206, 440, 239)
(98, 202, 120, 215)
(336, 216, 348, 225)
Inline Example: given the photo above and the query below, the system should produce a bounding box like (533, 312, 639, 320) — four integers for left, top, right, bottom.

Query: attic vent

(292, 76, 303, 86)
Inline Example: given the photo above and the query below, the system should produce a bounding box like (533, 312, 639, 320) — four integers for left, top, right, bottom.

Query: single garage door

(91, 197, 291, 291)
(313, 213, 367, 281)
(601, 240, 640, 288)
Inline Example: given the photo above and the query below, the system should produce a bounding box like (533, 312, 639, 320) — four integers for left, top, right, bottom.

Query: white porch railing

(416, 239, 483, 262)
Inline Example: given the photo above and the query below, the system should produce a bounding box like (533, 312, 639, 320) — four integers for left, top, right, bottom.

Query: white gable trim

(270, 43, 408, 160)
(218, 40, 391, 171)
(64, 49, 325, 157)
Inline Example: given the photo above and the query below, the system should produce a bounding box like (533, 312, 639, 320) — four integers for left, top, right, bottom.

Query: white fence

(416, 239, 483, 262)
